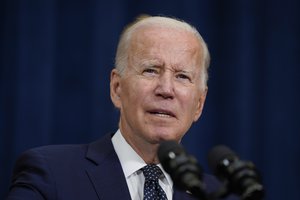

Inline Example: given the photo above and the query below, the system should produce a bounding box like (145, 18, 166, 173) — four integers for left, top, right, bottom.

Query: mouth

(148, 109, 176, 118)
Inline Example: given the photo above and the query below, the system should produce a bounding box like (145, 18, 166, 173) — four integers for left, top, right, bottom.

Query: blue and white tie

(142, 164, 168, 200)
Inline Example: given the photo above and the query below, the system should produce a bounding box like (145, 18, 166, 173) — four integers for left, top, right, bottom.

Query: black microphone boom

(158, 140, 207, 200)
(207, 145, 264, 200)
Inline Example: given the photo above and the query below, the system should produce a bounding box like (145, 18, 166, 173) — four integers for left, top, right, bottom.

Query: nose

(154, 72, 175, 99)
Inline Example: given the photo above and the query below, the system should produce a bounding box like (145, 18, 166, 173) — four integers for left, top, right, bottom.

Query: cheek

(179, 90, 200, 115)
(120, 79, 151, 108)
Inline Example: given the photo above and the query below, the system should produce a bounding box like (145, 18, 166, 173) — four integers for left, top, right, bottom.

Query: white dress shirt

(112, 129, 173, 200)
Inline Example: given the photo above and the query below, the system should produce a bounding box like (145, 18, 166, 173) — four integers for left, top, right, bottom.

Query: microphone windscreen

(157, 140, 184, 163)
(207, 145, 237, 172)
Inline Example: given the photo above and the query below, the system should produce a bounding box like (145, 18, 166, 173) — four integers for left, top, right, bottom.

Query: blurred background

(1, 0, 299, 199)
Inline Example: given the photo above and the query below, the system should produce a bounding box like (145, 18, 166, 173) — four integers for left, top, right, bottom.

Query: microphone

(158, 140, 207, 200)
(207, 145, 264, 200)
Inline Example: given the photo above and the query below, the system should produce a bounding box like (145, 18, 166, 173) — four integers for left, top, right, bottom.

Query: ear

(193, 87, 208, 122)
(110, 69, 122, 109)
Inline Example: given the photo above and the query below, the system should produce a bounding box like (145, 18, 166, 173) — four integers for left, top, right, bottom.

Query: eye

(142, 68, 158, 75)
(176, 73, 191, 81)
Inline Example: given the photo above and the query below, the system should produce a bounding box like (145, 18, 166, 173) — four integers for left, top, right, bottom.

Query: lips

(148, 109, 176, 118)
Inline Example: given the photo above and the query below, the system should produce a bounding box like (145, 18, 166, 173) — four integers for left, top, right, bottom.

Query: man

(7, 15, 238, 200)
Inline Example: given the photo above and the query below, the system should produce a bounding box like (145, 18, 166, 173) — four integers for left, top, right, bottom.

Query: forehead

(128, 26, 203, 68)
(133, 26, 201, 49)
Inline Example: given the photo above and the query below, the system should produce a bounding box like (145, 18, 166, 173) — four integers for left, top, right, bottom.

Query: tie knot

(141, 164, 163, 181)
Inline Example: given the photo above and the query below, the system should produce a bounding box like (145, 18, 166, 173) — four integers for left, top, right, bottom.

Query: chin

(150, 130, 182, 143)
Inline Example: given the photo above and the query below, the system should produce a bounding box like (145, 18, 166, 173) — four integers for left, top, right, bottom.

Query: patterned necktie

(141, 164, 168, 200)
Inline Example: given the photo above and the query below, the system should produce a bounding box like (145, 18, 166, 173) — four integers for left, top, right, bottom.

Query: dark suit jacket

(7, 133, 239, 200)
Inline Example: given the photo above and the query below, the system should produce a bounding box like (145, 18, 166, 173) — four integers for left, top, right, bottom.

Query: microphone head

(207, 145, 237, 174)
(157, 140, 186, 173)
(207, 145, 265, 200)
(158, 140, 183, 156)
(158, 140, 206, 199)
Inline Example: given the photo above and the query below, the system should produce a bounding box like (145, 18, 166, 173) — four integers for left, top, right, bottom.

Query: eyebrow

(172, 65, 194, 74)
(138, 59, 196, 77)
(139, 59, 162, 67)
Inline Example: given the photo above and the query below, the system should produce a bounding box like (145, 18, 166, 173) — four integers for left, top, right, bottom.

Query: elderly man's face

(111, 27, 207, 145)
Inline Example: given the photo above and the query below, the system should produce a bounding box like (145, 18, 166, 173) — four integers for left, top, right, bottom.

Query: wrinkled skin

(110, 26, 207, 163)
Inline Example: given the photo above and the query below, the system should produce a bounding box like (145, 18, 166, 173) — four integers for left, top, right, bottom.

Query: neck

(120, 130, 160, 164)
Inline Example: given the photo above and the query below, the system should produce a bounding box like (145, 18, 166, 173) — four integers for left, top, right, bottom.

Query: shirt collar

(112, 129, 145, 178)
(111, 129, 173, 186)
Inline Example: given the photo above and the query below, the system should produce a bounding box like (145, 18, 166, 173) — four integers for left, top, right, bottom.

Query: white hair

(115, 15, 210, 87)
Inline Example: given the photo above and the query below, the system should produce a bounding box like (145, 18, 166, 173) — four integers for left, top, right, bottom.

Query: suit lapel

(85, 133, 131, 200)
(84, 133, 201, 200)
